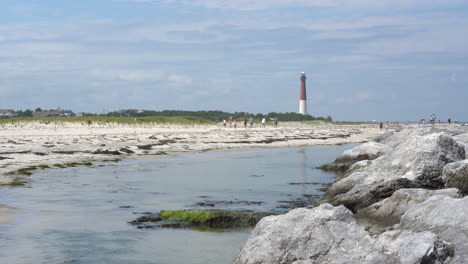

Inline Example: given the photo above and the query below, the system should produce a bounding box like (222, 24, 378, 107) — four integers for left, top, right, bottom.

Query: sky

(0, 0, 468, 121)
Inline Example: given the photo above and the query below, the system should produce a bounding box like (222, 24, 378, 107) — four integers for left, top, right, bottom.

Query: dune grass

(0, 116, 214, 125)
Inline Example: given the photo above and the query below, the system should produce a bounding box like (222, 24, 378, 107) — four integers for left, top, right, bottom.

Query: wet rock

(442, 160, 468, 194)
(234, 204, 451, 264)
(318, 142, 389, 173)
(119, 147, 135, 154)
(129, 209, 271, 229)
(137, 144, 153, 150)
(32, 152, 48, 156)
(93, 150, 121, 155)
(355, 188, 460, 233)
(400, 195, 468, 264)
(320, 133, 465, 212)
(0, 156, 13, 160)
(334, 142, 390, 163)
(52, 150, 80, 154)
(195, 200, 263, 207)
(155, 139, 177, 145)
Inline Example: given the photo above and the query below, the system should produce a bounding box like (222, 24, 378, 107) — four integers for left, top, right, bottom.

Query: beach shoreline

(0, 121, 386, 185)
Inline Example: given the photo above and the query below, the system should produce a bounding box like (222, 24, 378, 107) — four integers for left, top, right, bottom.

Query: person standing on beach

(448, 118, 452, 124)
(223, 119, 226, 127)
(233, 120, 237, 128)
(261, 118, 266, 128)
(249, 117, 254, 128)
(229, 116, 233, 127)
(243, 119, 247, 128)
(274, 119, 278, 128)
(379, 122, 383, 130)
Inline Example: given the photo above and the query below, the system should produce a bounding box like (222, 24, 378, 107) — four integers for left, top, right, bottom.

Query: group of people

(419, 114, 458, 126)
(223, 116, 278, 128)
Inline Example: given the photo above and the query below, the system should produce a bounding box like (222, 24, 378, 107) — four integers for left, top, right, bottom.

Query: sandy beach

(0, 121, 384, 185)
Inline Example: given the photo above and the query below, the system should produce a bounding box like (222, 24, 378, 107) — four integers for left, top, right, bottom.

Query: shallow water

(0, 145, 354, 264)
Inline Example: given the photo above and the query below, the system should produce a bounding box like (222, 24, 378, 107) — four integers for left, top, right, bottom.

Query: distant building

(117, 109, 138, 117)
(0, 109, 17, 118)
(299, 72, 308, 115)
(32, 109, 76, 118)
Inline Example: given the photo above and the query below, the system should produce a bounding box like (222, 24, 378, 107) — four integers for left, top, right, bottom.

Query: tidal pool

(0, 144, 354, 264)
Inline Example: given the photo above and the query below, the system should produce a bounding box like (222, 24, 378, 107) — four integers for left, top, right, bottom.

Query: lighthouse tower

(299, 72, 307, 115)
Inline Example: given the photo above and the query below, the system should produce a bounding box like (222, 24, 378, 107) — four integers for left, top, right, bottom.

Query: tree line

(106, 110, 333, 122)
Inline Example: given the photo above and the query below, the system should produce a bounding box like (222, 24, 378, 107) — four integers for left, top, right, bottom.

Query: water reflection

(0, 145, 354, 264)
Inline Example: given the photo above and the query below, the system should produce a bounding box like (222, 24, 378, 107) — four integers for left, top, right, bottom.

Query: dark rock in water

(0, 156, 13, 160)
(119, 147, 135, 154)
(128, 209, 271, 229)
(317, 162, 351, 172)
(195, 200, 263, 207)
(248, 174, 264, 178)
(234, 204, 452, 264)
(32, 152, 48, 156)
(119, 205, 134, 209)
(137, 144, 153, 150)
(400, 196, 468, 264)
(442, 160, 468, 194)
(93, 150, 121, 155)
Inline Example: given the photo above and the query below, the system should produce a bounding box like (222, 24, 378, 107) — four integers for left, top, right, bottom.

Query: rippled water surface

(0, 145, 354, 264)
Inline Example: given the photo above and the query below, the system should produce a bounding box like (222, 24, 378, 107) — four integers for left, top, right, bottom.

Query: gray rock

(234, 204, 451, 264)
(453, 134, 468, 155)
(321, 133, 465, 212)
(334, 142, 390, 163)
(347, 160, 372, 173)
(373, 131, 394, 143)
(356, 188, 460, 232)
(400, 195, 468, 264)
(442, 160, 468, 194)
(318, 142, 389, 174)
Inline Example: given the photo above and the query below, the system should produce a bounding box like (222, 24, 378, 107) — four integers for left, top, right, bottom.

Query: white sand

(0, 121, 384, 184)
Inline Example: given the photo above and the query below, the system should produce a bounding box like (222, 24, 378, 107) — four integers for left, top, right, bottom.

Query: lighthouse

(299, 72, 307, 115)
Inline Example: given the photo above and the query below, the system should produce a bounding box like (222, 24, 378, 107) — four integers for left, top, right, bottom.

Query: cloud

(89, 68, 165, 82)
(168, 74, 192, 85)
(115, 0, 467, 10)
(336, 92, 371, 104)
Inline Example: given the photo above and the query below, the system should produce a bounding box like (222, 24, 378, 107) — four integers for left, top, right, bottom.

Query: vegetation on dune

(108, 110, 332, 122)
(0, 116, 214, 125)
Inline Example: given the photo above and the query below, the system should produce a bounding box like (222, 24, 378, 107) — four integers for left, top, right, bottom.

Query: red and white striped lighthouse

(299, 72, 308, 115)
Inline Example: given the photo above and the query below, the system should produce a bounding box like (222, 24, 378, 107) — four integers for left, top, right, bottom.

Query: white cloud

(336, 92, 370, 104)
(168, 74, 192, 85)
(90, 68, 165, 82)
(116, 0, 466, 10)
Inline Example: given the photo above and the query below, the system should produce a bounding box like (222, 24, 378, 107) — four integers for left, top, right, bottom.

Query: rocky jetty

(235, 125, 468, 263)
(234, 204, 452, 264)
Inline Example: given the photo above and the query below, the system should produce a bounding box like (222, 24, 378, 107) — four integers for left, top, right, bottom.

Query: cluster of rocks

(235, 126, 468, 264)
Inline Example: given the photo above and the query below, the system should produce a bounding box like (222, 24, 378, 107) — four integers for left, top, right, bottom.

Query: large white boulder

(356, 188, 460, 227)
(234, 204, 451, 264)
(321, 133, 465, 212)
(442, 160, 468, 194)
(334, 142, 390, 163)
(400, 195, 468, 264)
